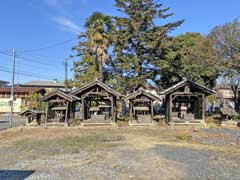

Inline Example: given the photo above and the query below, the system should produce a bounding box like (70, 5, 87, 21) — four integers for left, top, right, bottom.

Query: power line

(17, 54, 74, 63)
(0, 48, 11, 53)
(0, 50, 66, 80)
(17, 61, 63, 71)
(19, 37, 76, 53)
(16, 55, 65, 67)
(19, 53, 74, 61)
(0, 66, 63, 80)
(18, 53, 69, 63)
(0, 51, 65, 67)
(0, 50, 12, 57)
(0, 68, 64, 80)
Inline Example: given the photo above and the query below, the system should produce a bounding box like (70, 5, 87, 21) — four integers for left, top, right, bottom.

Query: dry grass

(0, 126, 240, 179)
(0, 126, 239, 158)
(15, 133, 124, 155)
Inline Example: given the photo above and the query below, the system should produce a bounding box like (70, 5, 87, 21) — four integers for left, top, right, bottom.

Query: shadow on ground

(0, 170, 35, 180)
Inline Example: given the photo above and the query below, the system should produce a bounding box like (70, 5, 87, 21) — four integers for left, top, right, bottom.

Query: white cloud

(53, 16, 81, 34)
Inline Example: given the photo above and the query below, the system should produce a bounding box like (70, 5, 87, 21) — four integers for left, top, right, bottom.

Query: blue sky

(0, 0, 239, 84)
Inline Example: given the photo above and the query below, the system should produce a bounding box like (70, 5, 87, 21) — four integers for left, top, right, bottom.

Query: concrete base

(25, 122, 39, 127)
(221, 120, 238, 127)
(41, 123, 66, 127)
(80, 122, 113, 126)
(129, 120, 155, 126)
(171, 120, 205, 126)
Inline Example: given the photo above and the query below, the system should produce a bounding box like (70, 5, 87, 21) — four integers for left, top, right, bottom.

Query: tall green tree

(160, 33, 219, 89)
(209, 19, 240, 111)
(109, 0, 183, 93)
(73, 12, 113, 87)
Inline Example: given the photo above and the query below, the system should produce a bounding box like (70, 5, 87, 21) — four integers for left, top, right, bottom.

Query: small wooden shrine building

(21, 109, 43, 125)
(72, 80, 123, 125)
(126, 88, 161, 125)
(41, 90, 80, 125)
(159, 79, 215, 125)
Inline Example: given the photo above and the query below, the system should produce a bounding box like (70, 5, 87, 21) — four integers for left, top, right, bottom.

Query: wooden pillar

(165, 97, 168, 122)
(202, 94, 205, 121)
(129, 100, 133, 122)
(114, 97, 117, 123)
(169, 94, 173, 123)
(81, 97, 85, 120)
(25, 117, 29, 125)
(151, 101, 154, 117)
(70, 102, 74, 120)
(194, 97, 198, 119)
(65, 102, 69, 124)
(45, 103, 49, 123)
(111, 96, 115, 122)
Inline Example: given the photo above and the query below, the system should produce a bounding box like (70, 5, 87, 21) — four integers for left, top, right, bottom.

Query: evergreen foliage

(161, 33, 219, 89)
(72, 0, 222, 93)
(110, 0, 184, 92)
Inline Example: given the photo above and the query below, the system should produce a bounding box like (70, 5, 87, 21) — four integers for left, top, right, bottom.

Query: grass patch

(70, 119, 81, 126)
(15, 133, 124, 155)
(175, 135, 193, 141)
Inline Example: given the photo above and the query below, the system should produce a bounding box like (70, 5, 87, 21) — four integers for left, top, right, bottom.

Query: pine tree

(110, 0, 183, 93)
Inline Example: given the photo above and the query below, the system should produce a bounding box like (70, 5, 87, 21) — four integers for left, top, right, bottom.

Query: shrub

(71, 119, 81, 126)
(205, 117, 221, 128)
(234, 114, 240, 122)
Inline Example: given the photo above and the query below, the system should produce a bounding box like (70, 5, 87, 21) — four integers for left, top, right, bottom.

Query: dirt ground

(0, 126, 240, 180)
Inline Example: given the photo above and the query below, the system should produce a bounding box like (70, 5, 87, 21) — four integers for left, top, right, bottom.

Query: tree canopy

(160, 33, 219, 89)
(73, 12, 113, 87)
(108, 0, 183, 93)
(72, 0, 231, 94)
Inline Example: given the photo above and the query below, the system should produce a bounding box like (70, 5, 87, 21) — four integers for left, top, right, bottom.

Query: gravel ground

(0, 115, 25, 131)
(194, 128, 240, 146)
(153, 144, 240, 180)
(0, 127, 240, 180)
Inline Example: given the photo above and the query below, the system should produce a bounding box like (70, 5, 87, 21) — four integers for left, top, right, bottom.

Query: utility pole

(9, 49, 16, 128)
(64, 59, 68, 92)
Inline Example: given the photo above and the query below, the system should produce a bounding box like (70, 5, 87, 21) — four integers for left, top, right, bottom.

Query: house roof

(0, 80, 9, 84)
(41, 89, 80, 102)
(21, 81, 65, 88)
(126, 88, 161, 101)
(21, 109, 43, 116)
(159, 79, 215, 96)
(72, 80, 123, 98)
(0, 87, 45, 93)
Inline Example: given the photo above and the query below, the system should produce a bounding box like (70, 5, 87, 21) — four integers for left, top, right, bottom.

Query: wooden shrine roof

(126, 88, 161, 101)
(21, 109, 43, 116)
(159, 79, 215, 96)
(41, 89, 80, 102)
(72, 80, 123, 98)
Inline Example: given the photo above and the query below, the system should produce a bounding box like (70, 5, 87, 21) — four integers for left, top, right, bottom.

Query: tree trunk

(95, 46, 104, 82)
(231, 84, 239, 112)
(98, 58, 104, 82)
